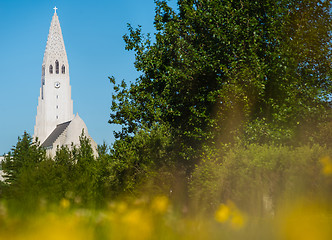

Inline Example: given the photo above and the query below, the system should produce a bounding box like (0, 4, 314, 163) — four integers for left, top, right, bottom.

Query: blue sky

(0, 0, 177, 154)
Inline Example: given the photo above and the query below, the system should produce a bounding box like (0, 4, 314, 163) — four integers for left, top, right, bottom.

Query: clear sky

(0, 0, 177, 154)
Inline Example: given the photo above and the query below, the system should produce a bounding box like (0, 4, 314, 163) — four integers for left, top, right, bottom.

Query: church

(33, 7, 97, 156)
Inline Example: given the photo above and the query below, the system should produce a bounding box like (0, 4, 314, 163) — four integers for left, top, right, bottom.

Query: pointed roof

(43, 8, 68, 66)
(41, 121, 72, 148)
(40, 113, 98, 157)
(64, 113, 90, 145)
(41, 114, 90, 149)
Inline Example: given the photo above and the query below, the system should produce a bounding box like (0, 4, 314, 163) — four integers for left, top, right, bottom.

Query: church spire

(34, 8, 97, 156)
(34, 8, 74, 144)
(43, 7, 68, 69)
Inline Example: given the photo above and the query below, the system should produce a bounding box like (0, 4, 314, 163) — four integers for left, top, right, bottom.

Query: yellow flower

(116, 202, 128, 213)
(320, 156, 332, 175)
(23, 213, 93, 240)
(122, 209, 152, 240)
(60, 198, 70, 209)
(230, 210, 246, 229)
(279, 202, 332, 240)
(215, 204, 231, 223)
(215, 201, 246, 229)
(151, 195, 169, 214)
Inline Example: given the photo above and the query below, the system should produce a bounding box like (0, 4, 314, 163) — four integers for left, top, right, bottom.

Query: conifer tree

(2, 132, 45, 185)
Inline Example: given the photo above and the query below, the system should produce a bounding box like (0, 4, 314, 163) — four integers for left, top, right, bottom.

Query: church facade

(34, 7, 97, 156)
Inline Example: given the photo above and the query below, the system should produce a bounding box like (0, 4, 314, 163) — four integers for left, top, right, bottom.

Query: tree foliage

(1, 132, 105, 209)
(0, 130, 176, 209)
(190, 144, 332, 216)
(2, 132, 45, 185)
(107, 123, 175, 197)
(107, 0, 332, 209)
(110, 0, 332, 150)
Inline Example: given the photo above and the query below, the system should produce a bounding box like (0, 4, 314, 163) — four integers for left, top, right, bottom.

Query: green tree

(2, 132, 45, 185)
(71, 132, 98, 206)
(107, 123, 174, 198)
(95, 143, 113, 205)
(52, 145, 76, 201)
(110, 0, 331, 154)
(1, 131, 103, 209)
(0, 132, 46, 211)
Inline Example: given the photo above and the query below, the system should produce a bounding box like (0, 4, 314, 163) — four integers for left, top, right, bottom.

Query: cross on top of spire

(53, 6, 58, 14)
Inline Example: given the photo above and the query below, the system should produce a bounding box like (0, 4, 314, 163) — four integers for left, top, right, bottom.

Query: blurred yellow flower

(151, 195, 169, 214)
(279, 203, 332, 240)
(15, 213, 93, 240)
(122, 209, 152, 240)
(116, 202, 128, 213)
(215, 204, 230, 223)
(60, 198, 70, 209)
(230, 210, 246, 229)
(320, 156, 332, 175)
(215, 201, 246, 229)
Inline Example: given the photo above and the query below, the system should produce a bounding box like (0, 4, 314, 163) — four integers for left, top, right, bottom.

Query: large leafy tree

(110, 0, 332, 164)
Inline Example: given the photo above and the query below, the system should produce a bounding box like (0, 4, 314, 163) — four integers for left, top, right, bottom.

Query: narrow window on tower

(49, 65, 53, 74)
(55, 60, 59, 74)
(62, 65, 65, 74)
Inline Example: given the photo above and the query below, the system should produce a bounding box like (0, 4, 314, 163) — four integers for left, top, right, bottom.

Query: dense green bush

(190, 144, 332, 216)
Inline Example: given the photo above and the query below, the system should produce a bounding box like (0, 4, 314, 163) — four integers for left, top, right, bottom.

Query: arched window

(62, 65, 65, 74)
(55, 60, 59, 74)
(49, 65, 53, 74)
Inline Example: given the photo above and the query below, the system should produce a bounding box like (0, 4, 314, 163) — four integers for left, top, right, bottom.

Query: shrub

(190, 144, 332, 216)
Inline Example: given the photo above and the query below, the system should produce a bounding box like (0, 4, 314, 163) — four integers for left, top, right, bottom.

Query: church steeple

(34, 7, 74, 144)
(33, 7, 97, 156)
(43, 7, 68, 75)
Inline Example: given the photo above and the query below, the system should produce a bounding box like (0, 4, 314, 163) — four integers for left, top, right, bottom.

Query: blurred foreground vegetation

(1, 0, 332, 239)
(1, 132, 332, 239)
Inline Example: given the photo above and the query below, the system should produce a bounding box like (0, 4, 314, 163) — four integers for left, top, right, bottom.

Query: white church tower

(34, 7, 97, 156)
(34, 7, 74, 143)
